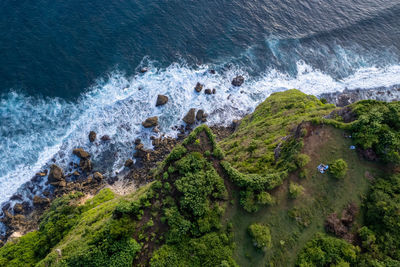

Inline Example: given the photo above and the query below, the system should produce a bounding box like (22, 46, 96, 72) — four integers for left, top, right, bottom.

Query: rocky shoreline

(0, 76, 244, 245)
(2, 77, 399, 245)
(319, 85, 400, 106)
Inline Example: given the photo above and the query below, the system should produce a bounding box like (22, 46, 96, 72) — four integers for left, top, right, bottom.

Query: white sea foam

(1, 61, 400, 208)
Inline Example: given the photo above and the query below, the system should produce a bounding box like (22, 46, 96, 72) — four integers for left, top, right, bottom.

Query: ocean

(1, 0, 400, 224)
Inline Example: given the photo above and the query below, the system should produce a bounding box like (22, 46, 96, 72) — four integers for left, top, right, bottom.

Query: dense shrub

(296, 233, 359, 266)
(362, 174, 400, 261)
(114, 199, 143, 219)
(257, 191, 274, 205)
(150, 232, 237, 267)
(0, 231, 40, 266)
(329, 159, 348, 179)
(350, 101, 400, 163)
(295, 154, 310, 168)
(248, 223, 272, 249)
(165, 145, 187, 164)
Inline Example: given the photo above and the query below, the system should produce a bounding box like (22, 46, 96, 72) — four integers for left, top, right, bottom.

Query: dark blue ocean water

(1, 0, 400, 218)
(2, 0, 400, 98)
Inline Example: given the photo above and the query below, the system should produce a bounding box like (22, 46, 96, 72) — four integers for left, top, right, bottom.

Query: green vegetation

(350, 100, 400, 163)
(247, 223, 272, 250)
(329, 159, 348, 179)
(357, 174, 400, 265)
(288, 182, 304, 199)
(220, 90, 334, 211)
(0, 188, 144, 267)
(2, 91, 400, 267)
(296, 233, 359, 266)
(225, 125, 380, 266)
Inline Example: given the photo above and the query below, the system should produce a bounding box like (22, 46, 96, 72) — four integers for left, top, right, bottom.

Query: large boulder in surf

(142, 116, 158, 128)
(156, 95, 169, 106)
(183, 108, 196, 125)
(48, 164, 65, 185)
(232, 76, 244, 87)
(194, 82, 203, 93)
(89, 131, 96, 142)
(73, 148, 90, 159)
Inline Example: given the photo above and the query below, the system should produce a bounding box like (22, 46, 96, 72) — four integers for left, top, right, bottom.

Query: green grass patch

(224, 126, 383, 266)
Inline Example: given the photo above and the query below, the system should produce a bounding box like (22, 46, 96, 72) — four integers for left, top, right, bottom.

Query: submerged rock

(140, 67, 148, 73)
(194, 82, 203, 93)
(124, 159, 134, 168)
(73, 148, 90, 159)
(183, 108, 196, 125)
(142, 116, 158, 128)
(89, 131, 96, 142)
(232, 76, 244, 86)
(156, 95, 169, 106)
(100, 135, 111, 141)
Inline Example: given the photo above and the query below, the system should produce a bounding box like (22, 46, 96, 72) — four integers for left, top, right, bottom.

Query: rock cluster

(183, 108, 208, 125)
(73, 148, 92, 173)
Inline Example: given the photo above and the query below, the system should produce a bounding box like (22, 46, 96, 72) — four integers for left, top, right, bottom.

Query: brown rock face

(89, 131, 97, 142)
(232, 76, 244, 86)
(204, 89, 212, 95)
(156, 95, 169, 106)
(33, 196, 50, 207)
(142, 116, 158, 128)
(194, 82, 203, 93)
(48, 164, 65, 185)
(13, 204, 24, 214)
(183, 108, 196, 125)
(73, 148, 90, 159)
(79, 158, 93, 173)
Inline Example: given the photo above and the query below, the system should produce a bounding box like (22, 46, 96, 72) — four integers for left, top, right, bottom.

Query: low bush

(248, 223, 272, 250)
(329, 159, 348, 179)
(289, 182, 304, 199)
